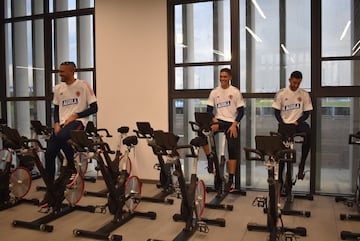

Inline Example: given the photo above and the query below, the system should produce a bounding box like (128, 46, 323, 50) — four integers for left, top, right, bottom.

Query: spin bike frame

(339, 132, 360, 240)
(133, 121, 174, 205)
(190, 113, 246, 211)
(70, 129, 156, 241)
(148, 131, 225, 241)
(244, 135, 306, 241)
(8, 127, 94, 232)
(271, 123, 313, 218)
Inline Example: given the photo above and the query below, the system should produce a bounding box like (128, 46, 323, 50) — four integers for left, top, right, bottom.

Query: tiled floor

(1, 177, 360, 241)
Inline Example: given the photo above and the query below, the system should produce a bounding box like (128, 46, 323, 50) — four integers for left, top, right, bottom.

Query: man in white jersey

(40, 61, 98, 207)
(272, 70, 313, 180)
(204, 68, 244, 192)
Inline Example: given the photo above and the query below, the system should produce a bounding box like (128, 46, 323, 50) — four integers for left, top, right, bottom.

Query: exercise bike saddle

(117, 126, 129, 134)
(190, 136, 207, 147)
(123, 135, 138, 147)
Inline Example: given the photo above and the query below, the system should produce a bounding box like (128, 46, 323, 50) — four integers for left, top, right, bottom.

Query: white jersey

(272, 86, 313, 124)
(207, 85, 245, 123)
(53, 79, 97, 126)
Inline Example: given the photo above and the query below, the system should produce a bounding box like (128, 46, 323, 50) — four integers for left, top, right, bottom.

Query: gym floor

(1, 177, 359, 241)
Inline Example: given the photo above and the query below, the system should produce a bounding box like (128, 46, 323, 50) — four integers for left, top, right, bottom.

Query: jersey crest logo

(229, 95, 233, 100)
(76, 91, 81, 97)
(298, 97, 302, 102)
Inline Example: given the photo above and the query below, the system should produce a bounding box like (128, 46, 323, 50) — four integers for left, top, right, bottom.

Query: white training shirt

(272, 86, 313, 124)
(53, 79, 97, 126)
(207, 85, 245, 123)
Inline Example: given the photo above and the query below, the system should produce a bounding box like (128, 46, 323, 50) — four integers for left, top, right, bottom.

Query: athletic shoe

(38, 196, 49, 208)
(297, 168, 305, 180)
(65, 167, 78, 187)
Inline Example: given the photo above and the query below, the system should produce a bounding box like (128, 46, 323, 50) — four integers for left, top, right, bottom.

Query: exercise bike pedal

(197, 221, 209, 233)
(280, 231, 297, 241)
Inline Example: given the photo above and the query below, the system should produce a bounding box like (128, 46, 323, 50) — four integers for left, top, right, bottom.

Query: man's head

(288, 70, 302, 91)
(59, 61, 76, 84)
(219, 68, 232, 89)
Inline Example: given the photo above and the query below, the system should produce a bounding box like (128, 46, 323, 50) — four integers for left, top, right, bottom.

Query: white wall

(95, 0, 168, 180)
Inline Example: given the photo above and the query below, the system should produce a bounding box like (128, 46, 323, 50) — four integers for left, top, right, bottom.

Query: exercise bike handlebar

(349, 132, 360, 145)
(244, 147, 296, 163)
(270, 131, 306, 144)
(189, 120, 220, 135)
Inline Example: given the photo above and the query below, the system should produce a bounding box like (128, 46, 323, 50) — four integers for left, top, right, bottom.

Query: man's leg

(225, 127, 240, 191)
(296, 122, 311, 180)
(58, 121, 84, 180)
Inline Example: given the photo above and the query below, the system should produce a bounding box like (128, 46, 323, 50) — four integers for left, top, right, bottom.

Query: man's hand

(54, 123, 61, 135)
(228, 122, 238, 138)
(211, 117, 219, 133)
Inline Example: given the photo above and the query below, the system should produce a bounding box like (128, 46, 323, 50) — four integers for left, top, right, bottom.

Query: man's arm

(296, 110, 310, 124)
(235, 106, 244, 122)
(76, 102, 98, 118)
(274, 109, 284, 124)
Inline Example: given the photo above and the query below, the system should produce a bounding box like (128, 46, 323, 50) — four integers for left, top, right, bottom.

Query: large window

(1, 0, 95, 137)
(169, 0, 360, 195)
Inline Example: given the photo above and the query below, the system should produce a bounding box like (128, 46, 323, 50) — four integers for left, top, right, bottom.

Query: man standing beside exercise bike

(40, 61, 98, 207)
(205, 67, 244, 192)
(272, 70, 313, 180)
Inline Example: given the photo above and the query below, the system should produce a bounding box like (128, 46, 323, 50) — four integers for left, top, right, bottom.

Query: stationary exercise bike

(189, 112, 245, 211)
(0, 123, 38, 211)
(6, 125, 94, 232)
(133, 121, 175, 204)
(337, 131, 360, 240)
(70, 128, 156, 241)
(244, 135, 306, 241)
(30, 120, 93, 184)
(148, 131, 225, 241)
(271, 123, 312, 218)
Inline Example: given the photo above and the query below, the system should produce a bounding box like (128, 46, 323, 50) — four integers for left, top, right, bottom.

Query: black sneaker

(297, 168, 305, 180)
(65, 167, 78, 187)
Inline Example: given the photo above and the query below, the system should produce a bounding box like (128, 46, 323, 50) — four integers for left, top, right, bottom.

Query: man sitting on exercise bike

(204, 68, 244, 191)
(272, 70, 313, 180)
(39, 61, 98, 207)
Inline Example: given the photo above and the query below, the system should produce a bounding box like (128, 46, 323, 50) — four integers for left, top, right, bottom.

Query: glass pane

(317, 97, 360, 194)
(249, 0, 279, 93)
(11, 0, 31, 17)
(33, 19, 45, 96)
(10, 21, 33, 97)
(322, 60, 360, 86)
(79, 0, 94, 8)
(322, 0, 359, 57)
(55, 0, 76, 12)
(174, 0, 231, 64)
(78, 15, 94, 68)
(175, 65, 229, 90)
(4, 0, 11, 18)
(53, 17, 77, 67)
(33, 0, 44, 14)
(285, 0, 311, 90)
(5, 23, 13, 95)
(7, 101, 46, 137)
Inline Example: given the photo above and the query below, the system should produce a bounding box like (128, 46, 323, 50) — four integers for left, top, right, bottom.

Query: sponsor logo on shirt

(62, 98, 79, 106)
(284, 103, 300, 111)
(216, 100, 231, 108)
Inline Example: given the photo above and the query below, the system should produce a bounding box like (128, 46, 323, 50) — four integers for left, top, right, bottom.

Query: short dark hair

(60, 61, 76, 70)
(290, 70, 302, 79)
(220, 68, 232, 76)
